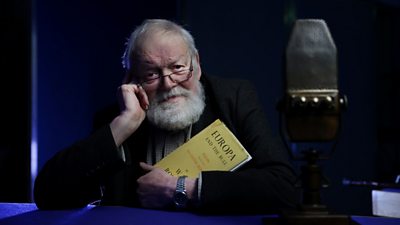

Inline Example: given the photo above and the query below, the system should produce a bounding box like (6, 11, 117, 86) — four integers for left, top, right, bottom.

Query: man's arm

(110, 84, 148, 147)
(34, 126, 124, 209)
(34, 84, 149, 209)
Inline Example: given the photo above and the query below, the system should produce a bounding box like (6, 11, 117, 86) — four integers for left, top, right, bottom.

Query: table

(1, 203, 399, 225)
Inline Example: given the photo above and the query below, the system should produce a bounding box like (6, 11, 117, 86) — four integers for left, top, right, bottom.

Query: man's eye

(173, 65, 185, 70)
(146, 73, 159, 79)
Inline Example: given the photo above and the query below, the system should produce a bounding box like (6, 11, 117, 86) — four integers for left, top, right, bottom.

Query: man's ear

(195, 53, 202, 80)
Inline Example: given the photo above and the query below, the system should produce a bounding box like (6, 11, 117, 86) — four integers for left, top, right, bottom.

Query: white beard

(146, 80, 205, 131)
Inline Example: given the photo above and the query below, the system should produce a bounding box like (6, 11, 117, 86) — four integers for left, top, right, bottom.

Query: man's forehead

(138, 33, 187, 54)
(135, 52, 188, 65)
(136, 48, 189, 66)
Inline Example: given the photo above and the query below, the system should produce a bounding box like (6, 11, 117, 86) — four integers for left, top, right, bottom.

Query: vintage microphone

(268, 19, 350, 225)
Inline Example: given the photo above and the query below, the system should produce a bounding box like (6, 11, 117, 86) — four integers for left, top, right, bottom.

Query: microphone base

(263, 207, 354, 225)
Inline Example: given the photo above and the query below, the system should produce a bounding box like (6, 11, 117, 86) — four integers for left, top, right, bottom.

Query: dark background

(1, 0, 399, 216)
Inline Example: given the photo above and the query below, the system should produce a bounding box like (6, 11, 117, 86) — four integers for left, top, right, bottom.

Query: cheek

(180, 77, 198, 92)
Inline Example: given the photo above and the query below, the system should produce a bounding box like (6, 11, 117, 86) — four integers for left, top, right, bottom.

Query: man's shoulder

(202, 74, 254, 91)
(203, 74, 251, 84)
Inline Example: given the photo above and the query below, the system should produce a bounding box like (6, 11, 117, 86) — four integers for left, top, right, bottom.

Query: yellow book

(154, 119, 252, 178)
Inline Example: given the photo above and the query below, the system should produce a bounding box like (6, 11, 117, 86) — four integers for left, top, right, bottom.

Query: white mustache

(156, 87, 191, 103)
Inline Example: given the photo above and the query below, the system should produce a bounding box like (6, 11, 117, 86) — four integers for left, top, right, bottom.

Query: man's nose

(159, 73, 176, 90)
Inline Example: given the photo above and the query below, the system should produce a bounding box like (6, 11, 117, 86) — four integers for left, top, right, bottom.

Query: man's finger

(136, 85, 149, 110)
(139, 162, 154, 172)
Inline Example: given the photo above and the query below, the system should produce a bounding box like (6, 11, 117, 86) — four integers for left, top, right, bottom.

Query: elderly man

(34, 19, 297, 213)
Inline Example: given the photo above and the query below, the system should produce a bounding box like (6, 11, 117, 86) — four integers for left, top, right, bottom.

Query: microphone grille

(286, 19, 338, 91)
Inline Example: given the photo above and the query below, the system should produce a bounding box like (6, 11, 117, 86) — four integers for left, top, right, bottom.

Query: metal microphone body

(283, 19, 346, 142)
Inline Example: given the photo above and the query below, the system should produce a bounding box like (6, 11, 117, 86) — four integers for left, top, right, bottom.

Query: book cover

(154, 119, 252, 178)
(372, 188, 400, 218)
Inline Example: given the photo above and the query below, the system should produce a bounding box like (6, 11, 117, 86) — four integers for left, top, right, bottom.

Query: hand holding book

(155, 119, 252, 178)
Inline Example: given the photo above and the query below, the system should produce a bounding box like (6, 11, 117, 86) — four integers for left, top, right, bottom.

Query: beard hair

(146, 80, 205, 131)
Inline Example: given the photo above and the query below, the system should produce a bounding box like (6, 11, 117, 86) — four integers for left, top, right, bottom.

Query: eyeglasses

(139, 59, 193, 88)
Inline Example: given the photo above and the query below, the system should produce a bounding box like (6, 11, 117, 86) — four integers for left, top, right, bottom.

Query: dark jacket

(34, 74, 298, 213)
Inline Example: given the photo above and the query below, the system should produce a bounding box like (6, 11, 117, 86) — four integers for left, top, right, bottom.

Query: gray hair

(121, 19, 198, 72)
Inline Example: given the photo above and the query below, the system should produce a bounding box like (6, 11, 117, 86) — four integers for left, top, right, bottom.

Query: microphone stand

(276, 149, 351, 225)
(298, 148, 328, 211)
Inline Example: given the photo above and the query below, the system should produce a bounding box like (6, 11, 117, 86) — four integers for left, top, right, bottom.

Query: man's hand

(110, 84, 149, 146)
(137, 162, 177, 208)
(137, 162, 199, 209)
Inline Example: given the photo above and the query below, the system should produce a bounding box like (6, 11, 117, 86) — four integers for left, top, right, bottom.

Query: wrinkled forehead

(135, 31, 189, 62)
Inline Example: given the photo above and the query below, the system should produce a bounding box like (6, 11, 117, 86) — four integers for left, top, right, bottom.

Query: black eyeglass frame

(138, 59, 193, 87)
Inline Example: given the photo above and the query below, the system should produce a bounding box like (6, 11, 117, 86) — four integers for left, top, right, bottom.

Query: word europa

(210, 130, 237, 161)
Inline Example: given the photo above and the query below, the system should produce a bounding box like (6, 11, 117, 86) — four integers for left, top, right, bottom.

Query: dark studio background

(1, 0, 400, 216)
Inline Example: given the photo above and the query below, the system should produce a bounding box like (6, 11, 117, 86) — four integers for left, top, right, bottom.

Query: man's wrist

(110, 115, 137, 147)
(174, 176, 188, 208)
